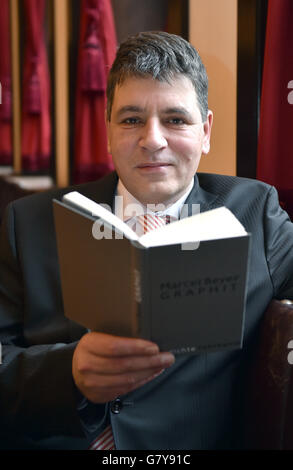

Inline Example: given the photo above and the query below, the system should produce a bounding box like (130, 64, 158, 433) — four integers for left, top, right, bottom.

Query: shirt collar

(115, 178, 195, 222)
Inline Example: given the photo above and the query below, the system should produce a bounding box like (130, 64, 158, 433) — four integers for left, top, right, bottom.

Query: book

(53, 191, 251, 355)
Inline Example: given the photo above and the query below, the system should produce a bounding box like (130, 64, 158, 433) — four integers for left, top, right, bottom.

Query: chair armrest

(245, 299, 293, 449)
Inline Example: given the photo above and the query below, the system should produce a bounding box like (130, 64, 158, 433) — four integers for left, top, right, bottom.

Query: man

(0, 31, 293, 450)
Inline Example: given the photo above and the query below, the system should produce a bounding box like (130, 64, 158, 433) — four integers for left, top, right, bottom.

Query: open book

(53, 191, 251, 354)
(61, 191, 247, 248)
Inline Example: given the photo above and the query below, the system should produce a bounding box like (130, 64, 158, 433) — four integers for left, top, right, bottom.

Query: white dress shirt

(114, 178, 195, 225)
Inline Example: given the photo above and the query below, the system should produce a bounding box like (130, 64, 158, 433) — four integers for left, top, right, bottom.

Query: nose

(139, 119, 167, 152)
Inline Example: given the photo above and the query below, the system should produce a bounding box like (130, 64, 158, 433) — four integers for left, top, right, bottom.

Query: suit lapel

(75, 171, 118, 207)
(182, 174, 221, 217)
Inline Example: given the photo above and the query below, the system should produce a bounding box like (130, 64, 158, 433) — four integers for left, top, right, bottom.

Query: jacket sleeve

(0, 201, 88, 440)
(264, 186, 293, 300)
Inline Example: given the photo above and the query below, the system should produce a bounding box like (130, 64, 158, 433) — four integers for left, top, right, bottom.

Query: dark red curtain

(21, 0, 51, 171)
(73, 0, 117, 184)
(257, 0, 293, 219)
(0, 0, 13, 166)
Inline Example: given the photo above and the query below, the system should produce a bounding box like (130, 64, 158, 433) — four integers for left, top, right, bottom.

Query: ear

(202, 110, 213, 155)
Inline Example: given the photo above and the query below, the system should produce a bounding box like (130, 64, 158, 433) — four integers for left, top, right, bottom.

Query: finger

(77, 350, 175, 375)
(81, 331, 161, 357)
(80, 367, 166, 402)
(82, 369, 164, 403)
(95, 367, 166, 389)
(135, 369, 166, 387)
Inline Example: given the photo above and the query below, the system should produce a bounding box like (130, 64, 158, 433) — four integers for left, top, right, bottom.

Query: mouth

(136, 163, 173, 174)
(136, 162, 172, 169)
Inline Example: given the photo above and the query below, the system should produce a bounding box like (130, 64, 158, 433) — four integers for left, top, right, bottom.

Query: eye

(169, 118, 185, 124)
(121, 117, 142, 126)
(165, 117, 188, 127)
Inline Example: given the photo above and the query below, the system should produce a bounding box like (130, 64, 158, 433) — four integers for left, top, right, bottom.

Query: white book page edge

(139, 207, 247, 248)
(62, 191, 139, 242)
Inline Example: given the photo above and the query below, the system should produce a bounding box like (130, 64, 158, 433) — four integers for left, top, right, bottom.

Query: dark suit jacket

(0, 171, 292, 450)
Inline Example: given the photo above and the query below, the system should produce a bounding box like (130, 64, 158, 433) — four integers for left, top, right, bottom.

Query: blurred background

(0, 0, 292, 220)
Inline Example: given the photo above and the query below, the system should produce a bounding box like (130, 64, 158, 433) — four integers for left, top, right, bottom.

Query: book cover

(53, 192, 251, 354)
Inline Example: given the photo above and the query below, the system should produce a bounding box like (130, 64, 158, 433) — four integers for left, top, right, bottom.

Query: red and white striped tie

(136, 213, 171, 233)
(89, 214, 172, 450)
(89, 424, 115, 450)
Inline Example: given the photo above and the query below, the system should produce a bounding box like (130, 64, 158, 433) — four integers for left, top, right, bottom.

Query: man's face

(107, 76, 213, 206)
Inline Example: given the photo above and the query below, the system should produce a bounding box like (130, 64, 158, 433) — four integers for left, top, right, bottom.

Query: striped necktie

(89, 424, 115, 450)
(89, 213, 172, 450)
(135, 213, 172, 234)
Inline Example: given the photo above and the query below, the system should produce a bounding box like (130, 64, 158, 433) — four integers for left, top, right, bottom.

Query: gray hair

(106, 31, 208, 121)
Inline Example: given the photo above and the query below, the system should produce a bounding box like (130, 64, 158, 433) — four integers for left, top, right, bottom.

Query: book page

(139, 207, 247, 248)
(62, 192, 247, 248)
(62, 191, 139, 241)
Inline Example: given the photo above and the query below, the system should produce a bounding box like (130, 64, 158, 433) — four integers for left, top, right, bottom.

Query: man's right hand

(72, 331, 175, 403)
